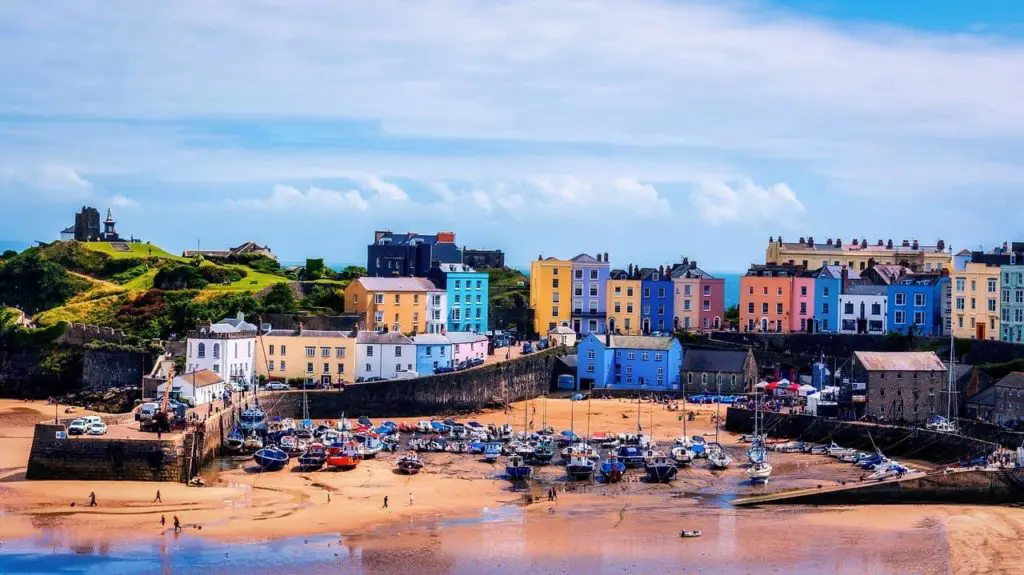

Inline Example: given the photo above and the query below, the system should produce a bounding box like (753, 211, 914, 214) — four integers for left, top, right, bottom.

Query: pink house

(791, 273, 816, 333)
(448, 332, 489, 364)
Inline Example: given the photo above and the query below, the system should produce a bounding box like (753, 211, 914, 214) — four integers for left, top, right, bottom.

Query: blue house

(570, 253, 610, 336)
(427, 263, 489, 333)
(887, 273, 948, 336)
(813, 265, 851, 333)
(639, 267, 675, 334)
(411, 334, 452, 375)
(576, 333, 683, 392)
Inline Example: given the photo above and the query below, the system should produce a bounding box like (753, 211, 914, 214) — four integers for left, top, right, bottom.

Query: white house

(356, 331, 416, 381)
(838, 285, 888, 335)
(185, 313, 258, 385)
(548, 325, 578, 347)
(156, 369, 226, 406)
(426, 289, 449, 335)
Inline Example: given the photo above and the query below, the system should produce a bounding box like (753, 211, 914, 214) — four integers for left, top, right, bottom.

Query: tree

(304, 258, 327, 280)
(262, 283, 297, 313)
(0, 251, 88, 314)
(1, 250, 17, 260)
(338, 265, 367, 281)
(725, 305, 739, 323)
(300, 284, 345, 314)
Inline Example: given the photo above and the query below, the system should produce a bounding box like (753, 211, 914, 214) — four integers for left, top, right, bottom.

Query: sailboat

(672, 393, 694, 466)
(532, 438, 555, 463)
(707, 373, 732, 470)
(745, 392, 772, 483)
(566, 453, 596, 480)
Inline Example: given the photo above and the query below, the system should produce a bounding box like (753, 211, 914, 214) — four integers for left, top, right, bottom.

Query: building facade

(427, 263, 489, 333)
(355, 331, 416, 380)
(256, 328, 355, 386)
(671, 258, 724, 332)
(606, 270, 641, 335)
(447, 332, 489, 365)
(157, 370, 226, 406)
(813, 265, 846, 333)
(639, 267, 674, 334)
(576, 334, 683, 392)
(570, 253, 610, 336)
(989, 373, 1024, 426)
(838, 285, 888, 335)
(887, 273, 948, 336)
(791, 272, 816, 333)
(847, 351, 947, 424)
(952, 257, 1002, 340)
(740, 264, 797, 333)
(766, 236, 949, 273)
(412, 334, 453, 375)
(529, 256, 573, 337)
(366, 230, 462, 277)
(681, 348, 758, 394)
(185, 313, 258, 385)
(462, 248, 505, 269)
(998, 247, 1024, 343)
(343, 277, 446, 334)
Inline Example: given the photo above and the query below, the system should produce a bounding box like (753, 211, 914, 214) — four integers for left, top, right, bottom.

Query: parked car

(434, 365, 455, 374)
(469, 357, 485, 367)
(87, 421, 107, 435)
(82, 415, 103, 428)
(68, 419, 89, 435)
(265, 382, 290, 391)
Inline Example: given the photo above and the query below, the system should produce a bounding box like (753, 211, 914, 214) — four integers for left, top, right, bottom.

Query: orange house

(739, 264, 799, 333)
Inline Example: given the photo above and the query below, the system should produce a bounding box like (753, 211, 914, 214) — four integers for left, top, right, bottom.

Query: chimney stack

(799, 237, 806, 245)
(835, 237, 842, 247)
(937, 239, 945, 251)
(807, 236, 814, 247)
(912, 239, 919, 250)
(902, 240, 910, 247)
(861, 239, 868, 249)
(877, 239, 884, 246)
(826, 238, 833, 246)
(841, 266, 849, 293)
(604, 252, 609, 263)
(887, 239, 894, 249)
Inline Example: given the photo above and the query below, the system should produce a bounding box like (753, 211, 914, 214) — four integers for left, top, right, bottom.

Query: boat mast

(587, 386, 593, 442)
(715, 371, 721, 445)
(947, 244, 957, 430)
(682, 388, 688, 439)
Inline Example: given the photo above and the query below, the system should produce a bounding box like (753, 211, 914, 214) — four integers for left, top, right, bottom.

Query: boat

(744, 389, 771, 482)
(680, 530, 703, 538)
(867, 461, 911, 481)
(512, 441, 535, 458)
(747, 443, 767, 464)
(561, 442, 600, 462)
(497, 423, 514, 441)
(645, 456, 678, 483)
(531, 440, 555, 463)
(468, 440, 485, 454)
(355, 434, 384, 458)
(566, 453, 596, 480)
(838, 451, 862, 463)
(295, 419, 315, 440)
(395, 451, 424, 475)
(326, 442, 363, 470)
(225, 426, 245, 451)
(505, 454, 532, 480)
(239, 407, 268, 434)
(242, 433, 264, 452)
(616, 445, 646, 468)
(416, 420, 432, 433)
(297, 442, 328, 470)
(671, 445, 694, 466)
(745, 461, 773, 483)
(446, 441, 469, 454)
(280, 435, 306, 457)
(707, 443, 732, 470)
(483, 442, 503, 463)
(253, 445, 290, 471)
(599, 455, 626, 483)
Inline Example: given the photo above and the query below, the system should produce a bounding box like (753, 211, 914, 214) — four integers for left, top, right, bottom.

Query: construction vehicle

(142, 366, 186, 432)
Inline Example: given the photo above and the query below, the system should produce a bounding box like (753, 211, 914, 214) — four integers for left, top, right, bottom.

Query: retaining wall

(81, 349, 150, 392)
(724, 408, 996, 463)
(25, 424, 182, 482)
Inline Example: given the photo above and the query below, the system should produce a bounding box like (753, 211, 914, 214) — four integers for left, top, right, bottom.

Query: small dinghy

(395, 451, 424, 475)
(253, 445, 290, 471)
(680, 529, 703, 538)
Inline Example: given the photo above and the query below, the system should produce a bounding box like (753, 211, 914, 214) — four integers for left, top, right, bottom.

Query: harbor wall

(25, 423, 182, 482)
(724, 408, 996, 463)
(259, 348, 563, 418)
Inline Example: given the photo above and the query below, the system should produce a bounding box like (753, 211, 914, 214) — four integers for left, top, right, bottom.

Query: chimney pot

(604, 252, 609, 263)
(877, 239, 884, 246)
(887, 239, 894, 249)
(826, 238, 833, 246)
(807, 236, 814, 247)
(799, 236, 806, 244)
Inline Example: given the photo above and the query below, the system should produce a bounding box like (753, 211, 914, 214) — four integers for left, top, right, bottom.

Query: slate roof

(171, 369, 224, 389)
(607, 335, 676, 351)
(816, 265, 860, 280)
(434, 263, 477, 273)
(445, 332, 488, 344)
(412, 334, 450, 345)
(966, 385, 996, 407)
(681, 349, 748, 373)
(844, 284, 888, 296)
(356, 331, 414, 345)
(854, 351, 945, 372)
(262, 329, 350, 338)
(355, 277, 440, 292)
(995, 372, 1024, 390)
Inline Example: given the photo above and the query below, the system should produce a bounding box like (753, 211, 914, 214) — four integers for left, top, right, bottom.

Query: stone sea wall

(261, 348, 563, 419)
(81, 349, 150, 392)
(25, 423, 182, 482)
(724, 408, 996, 463)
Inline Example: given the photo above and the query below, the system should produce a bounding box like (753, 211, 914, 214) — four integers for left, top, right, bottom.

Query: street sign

(55, 431, 67, 440)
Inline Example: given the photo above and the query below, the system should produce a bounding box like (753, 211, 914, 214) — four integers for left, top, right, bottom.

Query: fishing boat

(326, 442, 363, 470)
(599, 455, 626, 483)
(745, 460, 773, 483)
(616, 444, 646, 468)
(355, 434, 384, 458)
(253, 445, 290, 471)
(225, 427, 245, 451)
(295, 419, 315, 440)
(239, 406, 268, 434)
(645, 455, 678, 483)
(297, 442, 328, 470)
(744, 389, 771, 482)
(505, 454, 532, 480)
(446, 441, 470, 454)
(242, 432, 264, 452)
(671, 444, 694, 466)
(531, 440, 555, 463)
(416, 420, 432, 433)
(280, 435, 306, 457)
(468, 440, 485, 454)
(483, 442, 503, 463)
(497, 423, 514, 441)
(566, 453, 596, 481)
(512, 441, 535, 458)
(395, 451, 424, 475)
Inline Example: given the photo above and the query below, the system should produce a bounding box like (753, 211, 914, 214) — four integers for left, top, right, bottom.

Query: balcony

(572, 310, 607, 319)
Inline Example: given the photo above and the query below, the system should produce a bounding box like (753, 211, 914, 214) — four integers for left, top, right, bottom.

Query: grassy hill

(82, 242, 185, 261)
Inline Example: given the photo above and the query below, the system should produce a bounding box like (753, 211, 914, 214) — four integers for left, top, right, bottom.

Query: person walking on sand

(160, 515, 165, 527)
(154, 490, 162, 503)
(382, 496, 388, 509)
(173, 515, 181, 533)
(327, 491, 331, 503)
(88, 492, 97, 507)
(409, 492, 414, 506)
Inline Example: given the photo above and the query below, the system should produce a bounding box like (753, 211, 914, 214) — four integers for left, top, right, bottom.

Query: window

(213, 364, 219, 373)
(701, 373, 707, 385)
(761, 303, 768, 314)
(323, 362, 329, 373)
(748, 286, 754, 295)
(197, 343, 206, 358)
(684, 300, 692, 311)
(268, 344, 275, 356)
(552, 279, 559, 289)
(971, 297, 976, 310)
(776, 303, 783, 314)
(590, 285, 598, 297)
(453, 308, 463, 321)
(575, 269, 583, 279)
(643, 288, 650, 298)
(777, 287, 783, 296)
(268, 360, 275, 371)
(304, 346, 315, 357)
(627, 352, 635, 360)
(763, 287, 768, 296)
(988, 299, 997, 313)
(822, 303, 830, 314)
(375, 293, 384, 304)
(989, 279, 997, 292)
(658, 288, 666, 298)
(956, 278, 965, 292)
(655, 353, 663, 361)
(971, 280, 977, 291)
(575, 284, 583, 297)
(213, 343, 220, 359)
(914, 312, 925, 325)
(703, 301, 711, 312)
(553, 268, 559, 276)
(586, 364, 595, 373)
(799, 302, 807, 315)
(871, 303, 881, 315)
(365, 363, 372, 372)
(895, 293, 906, 306)
(747, 303, 754, 314)
(306, 362, 314, 373)
(800, 286, 807, 296)
(614, 286, 622, 295)
(425, 346, 432, 357)
(844, 302, 854, 314)
(337, 363, 345, 374)
(626, 287, 634, 297)
(366, 346, 374, 357)
(641, 352, 649, 360)
(320, 347, 330, 357)
(956, 297, 965, 311)
(590, 269, 598, 280)
(657, 305, 664, 316)
(395, 346, 402, 357)
(614, 303, 621, 313)
(476, 280, 483, 289)
(895, 311, 905, 324)
(914, 293, 925, 307)
(393, 294, 400, 305)
(703, 285, 710, 296)
(396, 364, 402, 372)
(626, 304, 633, 313)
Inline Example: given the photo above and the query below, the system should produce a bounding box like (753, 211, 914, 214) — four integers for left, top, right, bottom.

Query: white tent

(755, 381, 769, 389)
(797, 384, 817, 396)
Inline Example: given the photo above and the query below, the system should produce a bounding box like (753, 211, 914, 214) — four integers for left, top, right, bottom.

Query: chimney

(604, 252, 609, 263)
(902, 240, 910, 247)
(887, 239, 894, 249)
(682, 257, 689, 266)
(799, 237, 806, 245)
(877, 239, 884, 246)
(237, 311, 244, 321)
(826, 238, 833, 246)
(807, 236, 814, 247)
(835, 237, 842, 247)
(937, 239, 945, 251)
(769, 236, 774, 243)
(841, 266, 849, 293)
(691, 260, 697, 269)
(861, 239, 868, 249)
(912, 239, 919, 250)
(778, 236, 783, 244)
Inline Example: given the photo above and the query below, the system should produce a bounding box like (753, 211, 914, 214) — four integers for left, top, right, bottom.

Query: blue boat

(430, 421, 451, 434)
(468, 440, 485, 454)
(557, 430, 578, 445)
(483, 442, 502, 463)
(566, 454, 595, 481)
(600, 455, 626, 483)
(253, 445, 290, 471)
(295, 419, 315, 439)
(239, 407, 268, 434)
(747, 443, 767, 464)
(505, 454, 532, 480)
(225, 426, 245, 451)
(616, 445, 646, 468)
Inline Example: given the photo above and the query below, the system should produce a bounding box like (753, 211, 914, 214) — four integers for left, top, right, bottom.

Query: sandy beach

(3, 397, 1024, 574)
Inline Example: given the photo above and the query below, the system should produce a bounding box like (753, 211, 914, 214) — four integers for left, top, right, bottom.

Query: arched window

(701, 373, 707, 385)
(687, 373, 693, 385)
(213, 343, 220, 359)
(197, 343, 206, 358)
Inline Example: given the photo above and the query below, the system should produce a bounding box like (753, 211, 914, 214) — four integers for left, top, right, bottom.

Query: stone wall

(724, 407, 996, 463)
(26, 423, 182, 482)
(56, 323, 127, 346)
(81, 349, 150, 391)
(260, 348, 563, 418)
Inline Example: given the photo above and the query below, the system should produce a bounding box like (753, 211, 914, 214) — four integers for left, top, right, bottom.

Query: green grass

(204, 266, 290, 292)
(82, 242, 185, 261)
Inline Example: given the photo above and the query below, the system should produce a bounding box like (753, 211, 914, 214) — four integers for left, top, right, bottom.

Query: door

(977, 322, 986, 340)
(320, 374, 331, 386)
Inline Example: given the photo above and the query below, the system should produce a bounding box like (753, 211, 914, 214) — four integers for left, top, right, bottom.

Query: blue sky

(1, 1, 1023, 271)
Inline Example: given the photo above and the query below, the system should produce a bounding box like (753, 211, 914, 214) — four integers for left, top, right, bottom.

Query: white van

(138, 403, 160, 422)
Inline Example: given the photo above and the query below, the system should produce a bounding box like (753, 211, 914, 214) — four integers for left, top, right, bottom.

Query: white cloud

(0, 165, 93, 200)
(232, 184, 370, 212)
(362, 175, 408, 202)
(691, 179, 804, 225)
(109, 194, 138, 208)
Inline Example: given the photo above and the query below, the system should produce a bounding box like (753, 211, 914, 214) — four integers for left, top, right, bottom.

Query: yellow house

(256, 328, 355, 386)
(343, 277, 446, 334)
(529, 257, 572, 336)
(952, 261, 1001, 340)
(766, 236, 950, 273)
(606, 272, 641, 334)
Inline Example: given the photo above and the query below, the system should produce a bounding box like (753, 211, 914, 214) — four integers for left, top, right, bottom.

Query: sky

(2, 0, 1024, 271)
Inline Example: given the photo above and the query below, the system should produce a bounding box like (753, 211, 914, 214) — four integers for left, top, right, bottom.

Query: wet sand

(3, 398, 1024, 574)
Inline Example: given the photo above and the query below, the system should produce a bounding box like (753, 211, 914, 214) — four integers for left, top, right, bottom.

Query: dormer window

(652, 273, 659, 281)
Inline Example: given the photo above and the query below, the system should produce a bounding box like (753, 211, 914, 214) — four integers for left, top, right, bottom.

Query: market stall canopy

(797, 384, 817, 396)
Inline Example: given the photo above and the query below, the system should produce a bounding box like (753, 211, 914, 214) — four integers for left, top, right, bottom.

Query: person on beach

(327, 491, 332, 503)
(88, 492, 97, 507)
(409, 492, 414, 506)
(154, 490, 162, 503)
(382, 496, 388, 509)
(173, 515, 181, 532)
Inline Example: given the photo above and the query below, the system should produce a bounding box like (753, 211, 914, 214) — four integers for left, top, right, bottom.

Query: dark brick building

(463, 248, 505, 269)
(681, 348, 758, 394)
(847, 351, 947, 423)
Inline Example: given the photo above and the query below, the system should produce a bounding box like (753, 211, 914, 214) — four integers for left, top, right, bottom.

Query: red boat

(327, 442, 363, 470)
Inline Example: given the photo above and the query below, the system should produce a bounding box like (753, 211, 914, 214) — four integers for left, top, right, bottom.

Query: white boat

(416, 420, 432, 433)
(242, 433, 264, 452)
(707, 443, 732, 470)
(867, 461, 911, 481)
(671, 445, 694, 466)
(745, 461, 773, 483)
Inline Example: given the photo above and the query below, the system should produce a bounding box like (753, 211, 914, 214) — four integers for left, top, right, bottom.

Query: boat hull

(297, 455, 326, 470)
(506, 467, 532, 480)
(645, 464, 678, 483)
(327, 455, 361, 470)
(253, 449, 289, 471)
(567, 465, 595, 480)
